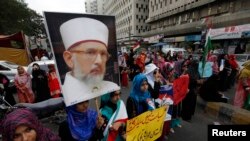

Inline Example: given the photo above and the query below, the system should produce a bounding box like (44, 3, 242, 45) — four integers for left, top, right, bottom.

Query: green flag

(202, 30, 213, 75)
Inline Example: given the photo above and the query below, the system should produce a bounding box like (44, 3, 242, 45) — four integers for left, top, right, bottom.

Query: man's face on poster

(64, 41, 109, 84)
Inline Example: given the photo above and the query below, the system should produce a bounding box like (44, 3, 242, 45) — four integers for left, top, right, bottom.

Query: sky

(25, 0, 86, 15)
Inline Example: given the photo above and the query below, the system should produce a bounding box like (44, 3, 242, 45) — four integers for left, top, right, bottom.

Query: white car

(27, 60, 55, 75)
(235, 54, 250, 70)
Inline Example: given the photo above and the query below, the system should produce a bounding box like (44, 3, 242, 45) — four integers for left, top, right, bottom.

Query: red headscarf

(0, 108, 60, 141)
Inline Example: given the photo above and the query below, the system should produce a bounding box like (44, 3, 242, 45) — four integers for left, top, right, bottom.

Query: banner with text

(126, 106, 167, 141)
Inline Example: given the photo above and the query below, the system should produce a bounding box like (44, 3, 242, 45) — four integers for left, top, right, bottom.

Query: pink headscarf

(1, 108, 60, 141)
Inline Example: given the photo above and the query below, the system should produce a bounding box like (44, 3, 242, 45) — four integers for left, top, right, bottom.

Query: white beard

(72, 54, 104, 85)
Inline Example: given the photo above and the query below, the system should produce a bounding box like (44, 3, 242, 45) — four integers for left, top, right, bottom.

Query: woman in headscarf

(234, 60, 250, 109)
(0, 73, 16, 105)
(228, 54, 239, 88)
(32, 63, 51, 102)
(14, 66, 34, 103)
(48, 64, 61, 98)
(199, 74, 228, 103)
(144, 63, 162, 100)
(0, 108, 60, 141)
(218, 54, 232, 91)
(100, 91, 127, 141)
(126, 74, 155, 119)
(58, 100, 104, 141)
(170, 61, 189, 133)
(181, 60, 200, 121)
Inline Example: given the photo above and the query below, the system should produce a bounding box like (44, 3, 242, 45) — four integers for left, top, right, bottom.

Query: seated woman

(199, 74, 228, 103)
(58, 100, 104, 141)
(126, 73, 155, 119)
(0, 108, 60, 141)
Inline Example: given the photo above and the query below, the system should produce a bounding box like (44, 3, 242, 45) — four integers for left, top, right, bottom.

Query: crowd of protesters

(0, 62, 62, 106)
(1, 47, 250, 141)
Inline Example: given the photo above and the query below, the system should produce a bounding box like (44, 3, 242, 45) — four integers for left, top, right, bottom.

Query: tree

(0, 0, 44, 36)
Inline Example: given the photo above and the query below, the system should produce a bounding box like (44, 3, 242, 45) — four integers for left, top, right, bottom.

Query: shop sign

(210, 24, 250, 40)
(175, 36, 185, 42)
(163, 37, 175, 42)
(144, 34, 164, 43)
(185, 35, 201, 41)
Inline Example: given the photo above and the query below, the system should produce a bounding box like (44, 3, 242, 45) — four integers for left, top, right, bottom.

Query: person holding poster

(59, 100, 105, 141)
(100, 91, 128, 141)
(126, 74, 155, 119)
(170, 62, 189, 133)
(59, 17, 120, 106)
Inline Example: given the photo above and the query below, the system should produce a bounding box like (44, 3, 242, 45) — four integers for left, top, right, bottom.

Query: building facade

(103, 0, 150, 48)
(85, 0, 103, 14)
(144, 0, 250, 53)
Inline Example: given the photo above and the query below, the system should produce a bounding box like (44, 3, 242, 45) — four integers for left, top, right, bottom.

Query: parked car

(234, 54, 250, 70)
(27, 60, 55, 75)
(0, 60, 28, 88)
(161, 46, 187, 56)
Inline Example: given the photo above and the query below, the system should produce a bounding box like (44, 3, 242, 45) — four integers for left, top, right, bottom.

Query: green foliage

(0, 0, 44, 36)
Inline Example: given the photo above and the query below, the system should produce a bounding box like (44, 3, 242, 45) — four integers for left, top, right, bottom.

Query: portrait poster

(44, 12, 120, 106)
(126, 106, 167, 141)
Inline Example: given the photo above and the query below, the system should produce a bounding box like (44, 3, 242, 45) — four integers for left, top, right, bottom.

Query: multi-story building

(85, 0, 103, 14)
(103, 0, 150, 49)
(144, 0, 250, 53)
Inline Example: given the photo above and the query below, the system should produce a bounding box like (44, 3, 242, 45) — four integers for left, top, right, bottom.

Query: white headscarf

(143, 63, 158, 88)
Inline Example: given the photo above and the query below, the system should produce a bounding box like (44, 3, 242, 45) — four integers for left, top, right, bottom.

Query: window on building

(185, 14, 188, 21)
(229, 1, 235, 13)
(170, 0, 172, 4)
(208, 7, 211, 15)
(136, 3, 138, 8)
(160, 2, 162, 8)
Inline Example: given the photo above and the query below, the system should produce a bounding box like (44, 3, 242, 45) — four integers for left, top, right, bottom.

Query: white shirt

(62, 72, 120, 106)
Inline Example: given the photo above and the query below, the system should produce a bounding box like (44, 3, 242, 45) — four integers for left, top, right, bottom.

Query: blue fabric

(198, 62, 213, 78)
(101, 104, 114, 121)
(130, 74, 153, 111)
(66, 105, 98, 141)
(100, 93, 111, 108)
(159, 85, 173, 96)
(170, 118, 181, 128)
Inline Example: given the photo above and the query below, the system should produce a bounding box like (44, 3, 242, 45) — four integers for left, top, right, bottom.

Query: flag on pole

(132, 41, 140, 52)
(202, 29, 213, 75)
